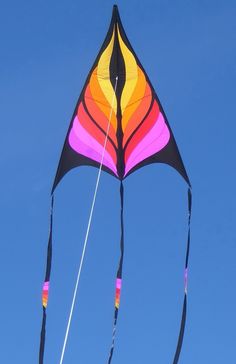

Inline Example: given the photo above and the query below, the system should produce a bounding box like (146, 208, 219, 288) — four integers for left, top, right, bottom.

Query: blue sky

(1, 0, 236, 363)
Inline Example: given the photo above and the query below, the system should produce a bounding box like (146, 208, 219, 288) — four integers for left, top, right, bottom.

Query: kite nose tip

(113, 4, 119, 13)
(112, 4, 120, 21)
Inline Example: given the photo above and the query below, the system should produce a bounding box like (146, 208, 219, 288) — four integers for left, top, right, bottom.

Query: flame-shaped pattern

(69, 26, 118, 175)
(117, 27, 170, 176)
(52, 5, 189, 192)
(68, 23, 170, 180)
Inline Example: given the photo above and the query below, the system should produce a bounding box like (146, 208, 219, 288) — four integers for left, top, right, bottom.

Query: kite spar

(39, 5, 192, 364)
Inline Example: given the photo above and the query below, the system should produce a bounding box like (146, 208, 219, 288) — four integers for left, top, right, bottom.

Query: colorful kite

(39, 5, 192, 364)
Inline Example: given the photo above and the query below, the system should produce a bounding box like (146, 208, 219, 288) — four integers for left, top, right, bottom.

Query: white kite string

(59, 76, 118, 364)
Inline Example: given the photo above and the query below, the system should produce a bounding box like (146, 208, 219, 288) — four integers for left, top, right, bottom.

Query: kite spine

(39, 194, 54, 364)
(172, 187, 192, 364)
(108, 180, 124, 364)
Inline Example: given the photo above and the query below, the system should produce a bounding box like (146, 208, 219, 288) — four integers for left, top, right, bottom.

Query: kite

(39, 5, 192, 364)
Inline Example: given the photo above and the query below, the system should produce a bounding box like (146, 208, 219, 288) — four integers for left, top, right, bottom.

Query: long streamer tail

(172, 187, 192, 364)
(39, 195, 54, 364)
(107, 181, 124, 364)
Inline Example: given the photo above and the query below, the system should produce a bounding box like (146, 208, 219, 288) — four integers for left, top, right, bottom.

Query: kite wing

(52, 5, 190, 192)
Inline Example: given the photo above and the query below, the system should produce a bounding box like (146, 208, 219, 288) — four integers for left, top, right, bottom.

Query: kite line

(58, 75, 119, 364)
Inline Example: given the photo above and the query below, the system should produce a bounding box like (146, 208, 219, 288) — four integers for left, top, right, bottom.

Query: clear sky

(1, 1, 236, 363)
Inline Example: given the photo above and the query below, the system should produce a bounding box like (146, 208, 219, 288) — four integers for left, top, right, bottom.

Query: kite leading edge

(39, 4, 192, 364)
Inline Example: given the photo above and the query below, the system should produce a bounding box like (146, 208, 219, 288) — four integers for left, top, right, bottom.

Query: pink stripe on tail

(184, 269, 188, 294)
(42, 281, 50, 308)
(115, 278, 122, 309)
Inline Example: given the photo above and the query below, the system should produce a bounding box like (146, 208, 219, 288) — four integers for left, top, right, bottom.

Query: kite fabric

(39, 4, 192, 364)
